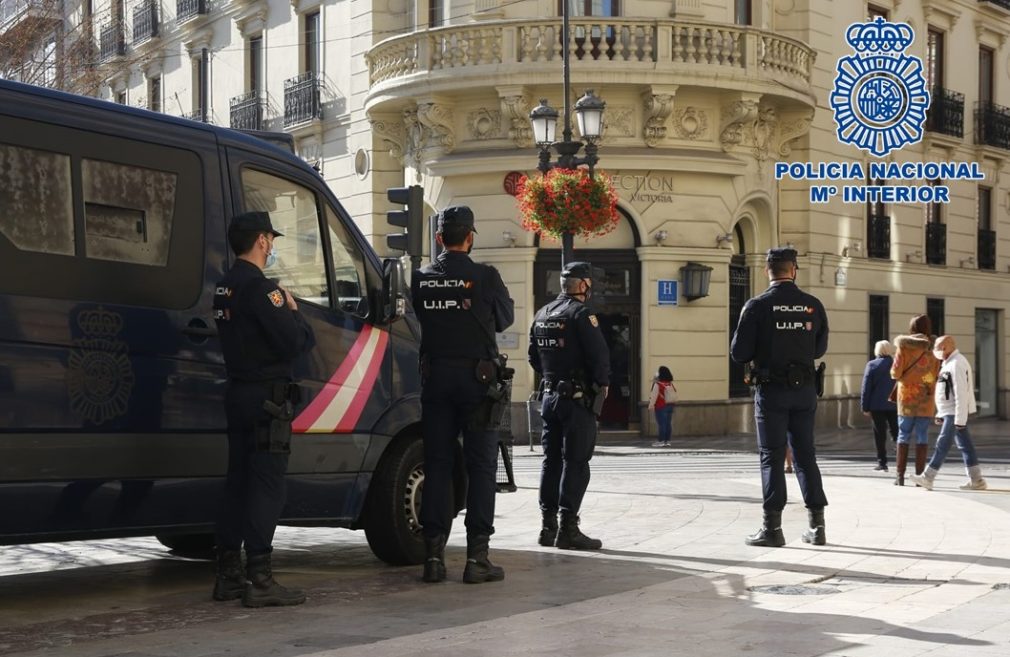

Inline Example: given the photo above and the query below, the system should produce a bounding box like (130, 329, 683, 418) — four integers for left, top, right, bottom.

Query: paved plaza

(1, 420, 1009, 656)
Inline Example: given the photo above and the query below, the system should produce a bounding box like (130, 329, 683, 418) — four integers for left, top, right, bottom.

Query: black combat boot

(538, 511, 559, 547)
(242, 552, 306, 608)
(211, 549, 245, 601)
(422, 534, 447, 583)
(744, 512, 786, 547)
(555, 512, 602, 550)
(801, 508, 826, 546)
(462, 535, 505, 584)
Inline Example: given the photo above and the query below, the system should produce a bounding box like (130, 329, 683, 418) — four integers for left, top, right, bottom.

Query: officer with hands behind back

(731, 248, 829, 548)
(529, 262, 611, 551)
(410, 205, 515, 585)
(211, 211, 315, 608)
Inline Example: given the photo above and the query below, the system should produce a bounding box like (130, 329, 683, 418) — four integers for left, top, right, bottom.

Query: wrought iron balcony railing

(182, 108, 211, 123)
(978, 229, 996, 270)
(975, 101, 1010, 150)
(867, 214, 891, 259)
(979, 0, 1010, 12)
(284, 72, 322, 127)
(230, 91, 265, 131)
(176, 0, 207, 24)
(925, 222, 946, 265)
(926, 87, 964, 138)
(1, 0, 60, 30)
(132, 0, 158, 45)
(99, 22, 126, 62)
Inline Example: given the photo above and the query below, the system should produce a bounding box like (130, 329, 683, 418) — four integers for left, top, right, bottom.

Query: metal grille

(926, 222, 946, 265)
(283, 72, 322, 127)
(975, 101, 1010, 150)
(176, 0, 206, 23)
(925, 87, 964, 138)
(229, 91, 264, 130)
(99, 22, 125, 62)
(492, 381, 516, 492)
(132, 0, 158, 45)
(867, 214, 890, 259)
(978, 229, 997, 270)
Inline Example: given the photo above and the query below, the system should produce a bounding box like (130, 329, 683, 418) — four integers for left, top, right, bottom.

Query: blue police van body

(0, 79, 449, 565)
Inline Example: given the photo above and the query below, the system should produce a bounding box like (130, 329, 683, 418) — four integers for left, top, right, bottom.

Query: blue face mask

(264, 250, 277, 269)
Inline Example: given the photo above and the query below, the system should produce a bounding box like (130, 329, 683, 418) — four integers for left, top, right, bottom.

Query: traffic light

(386, 185, 424, 264)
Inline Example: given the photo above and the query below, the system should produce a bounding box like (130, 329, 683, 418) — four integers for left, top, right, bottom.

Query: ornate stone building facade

(84, 0, 1010, 434)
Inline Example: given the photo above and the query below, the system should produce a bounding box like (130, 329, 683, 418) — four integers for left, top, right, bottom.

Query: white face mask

(263, 237, 277, 269)
(933, 349, 946, 361)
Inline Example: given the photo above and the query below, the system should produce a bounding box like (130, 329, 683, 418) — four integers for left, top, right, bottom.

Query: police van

(0, 79, 456, 565)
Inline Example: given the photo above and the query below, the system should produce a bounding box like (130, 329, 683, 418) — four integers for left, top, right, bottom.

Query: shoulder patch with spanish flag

(588, 314, 599, 327)
(268, 290, 285, 308)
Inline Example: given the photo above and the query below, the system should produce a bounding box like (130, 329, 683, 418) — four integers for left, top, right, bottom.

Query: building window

(116, 90, 127, 105)
(926, 28, 944, 91)
(148, 75, 161, 113)
(867, 178, 889, 259)
(978, 185, 996, 270)
(304, 11, 321, 75)
(192, 49, 209, 121)
(429, 0, 444, 27)
(867, 4, 888, 20)
(559, 0, 620, 16)
(925, 180, 946, 265)
(734, 0, 751, 25)
(926, 298, 945, 338)
(869, 295, 889, 359)
(980, 46, 994, 104)
(249, 35, 264, 95)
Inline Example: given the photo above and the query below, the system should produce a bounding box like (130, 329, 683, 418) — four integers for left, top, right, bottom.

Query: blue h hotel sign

(658, 280, 678, 306)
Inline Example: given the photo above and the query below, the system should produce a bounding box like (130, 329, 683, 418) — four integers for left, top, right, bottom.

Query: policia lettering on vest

(529, 262, 611, 551)
(730, 248, 829, 548)
(409, 205, 515, 584)
(211, 211, 316, 608)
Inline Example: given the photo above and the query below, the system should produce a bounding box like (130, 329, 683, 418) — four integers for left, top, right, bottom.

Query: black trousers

(754, 384, 828, 513)
(539, 393, 598, 515)
(419, 361, 498, 540)
(870, 410, 898, 465)
(215, 381, 289, 556)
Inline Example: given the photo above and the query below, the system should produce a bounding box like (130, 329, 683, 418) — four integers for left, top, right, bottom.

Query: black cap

(561, 261, 594, 281)
(766, 247, 798, 264)
(436, 206, 477, 233)
(229, 211, 283, 237)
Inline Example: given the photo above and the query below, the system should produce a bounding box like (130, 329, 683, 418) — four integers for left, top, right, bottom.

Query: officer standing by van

(411, 205, 514, 584)
(212, 211, 315, 607)
(529, 262, 610, 550)
(730, 248, 829, 548)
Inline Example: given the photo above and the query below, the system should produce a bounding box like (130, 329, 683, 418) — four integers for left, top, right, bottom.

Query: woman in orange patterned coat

(890, 315, 941, 486)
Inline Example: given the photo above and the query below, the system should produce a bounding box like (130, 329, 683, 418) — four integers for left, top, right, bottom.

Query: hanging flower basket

(516, 168, 619, 241)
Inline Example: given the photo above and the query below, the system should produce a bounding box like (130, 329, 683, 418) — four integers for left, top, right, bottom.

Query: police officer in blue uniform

(730, 247, 829, 547)
(529, 262, 610, 550)
(212, 211, 315, 607)
(411, 205, 515, 584)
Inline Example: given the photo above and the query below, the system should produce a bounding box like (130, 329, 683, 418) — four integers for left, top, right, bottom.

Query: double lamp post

(526, 3, 606, 268)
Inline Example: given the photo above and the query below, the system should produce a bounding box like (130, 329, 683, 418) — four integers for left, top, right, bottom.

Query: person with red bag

(648, 366, 677, 447)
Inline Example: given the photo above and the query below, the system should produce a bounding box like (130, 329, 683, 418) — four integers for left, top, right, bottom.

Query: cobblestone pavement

(2, 420, 1009, 657)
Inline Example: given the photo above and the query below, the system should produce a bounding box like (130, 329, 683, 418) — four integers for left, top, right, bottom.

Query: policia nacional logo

(830, 17, 930, 157)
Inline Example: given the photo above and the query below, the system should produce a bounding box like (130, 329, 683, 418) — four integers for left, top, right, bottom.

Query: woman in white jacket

(909, 336, 987, 491)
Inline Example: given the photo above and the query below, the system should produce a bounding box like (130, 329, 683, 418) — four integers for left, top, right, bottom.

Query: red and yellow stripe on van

(292, 325, 389, 434)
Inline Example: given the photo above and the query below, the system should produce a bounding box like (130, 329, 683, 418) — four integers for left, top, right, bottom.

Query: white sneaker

(651, 441, 665, 447)
(959, 479, 988, 490)
(908, 473, 934, 490)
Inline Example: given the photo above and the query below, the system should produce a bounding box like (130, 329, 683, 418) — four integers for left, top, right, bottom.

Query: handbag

(887, 351, 925, 403)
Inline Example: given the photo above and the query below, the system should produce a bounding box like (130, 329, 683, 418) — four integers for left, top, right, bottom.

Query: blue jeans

(897, 415, 931, 445)
(655, 406, 673, 443)
(928, 416, 979, 470)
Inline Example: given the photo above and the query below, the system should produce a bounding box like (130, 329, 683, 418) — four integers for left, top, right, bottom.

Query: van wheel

(364, 436, 427, 566)
(156, 533, 216, 559)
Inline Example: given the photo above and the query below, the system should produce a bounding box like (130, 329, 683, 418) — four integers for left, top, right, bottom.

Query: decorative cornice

(369, 113, 406, 162)
(776, 110, 813, 158)
(719, 95, 761, 151)
(499, 93, 533, 148)
(416, 102, 456, 155)
(642, 86, 677, 148)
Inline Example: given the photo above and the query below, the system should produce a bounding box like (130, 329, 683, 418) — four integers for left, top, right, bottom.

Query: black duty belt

(541, 379, 586, 399)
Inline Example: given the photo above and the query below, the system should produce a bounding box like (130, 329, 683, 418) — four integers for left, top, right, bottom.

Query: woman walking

(861, 340, 899, 471)
(891, 315, 941, 486)
(648, 366, 676, 447)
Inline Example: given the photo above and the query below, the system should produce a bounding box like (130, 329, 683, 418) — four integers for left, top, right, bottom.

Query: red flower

(515, 168, 619, 240)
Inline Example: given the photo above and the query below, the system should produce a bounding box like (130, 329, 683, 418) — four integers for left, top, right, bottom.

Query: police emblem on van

(66, 307, 135, 424)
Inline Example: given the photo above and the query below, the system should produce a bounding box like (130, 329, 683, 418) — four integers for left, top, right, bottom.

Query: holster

(254, 382, 298, 453)
(587, 383, 606, 417)
(815, 362, 826, 398)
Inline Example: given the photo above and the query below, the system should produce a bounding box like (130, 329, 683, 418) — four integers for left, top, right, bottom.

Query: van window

(0, 143, 74, 256)
(241, 169, 327, 305)
(326, 206, 369, 318)
(83, 159, 177, 266)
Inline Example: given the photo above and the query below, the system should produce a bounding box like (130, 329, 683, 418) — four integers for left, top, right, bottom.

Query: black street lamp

(528, 3, 606, 267)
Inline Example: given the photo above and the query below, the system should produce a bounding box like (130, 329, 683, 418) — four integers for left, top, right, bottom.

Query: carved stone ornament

(642, 92, 675, 147)
(500, 95, 533, 148)
(369, 115, 406, 162)
(416, 102, 456, 154)
(777, 111, 814, 158)
(671, 107, 709, 140)
(402, 108, 423, 170)
(719, 99, 760, 151)
(468, 108, 502, 141)
(603, 106, 635, 139)
(747, 105, 779, 161)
